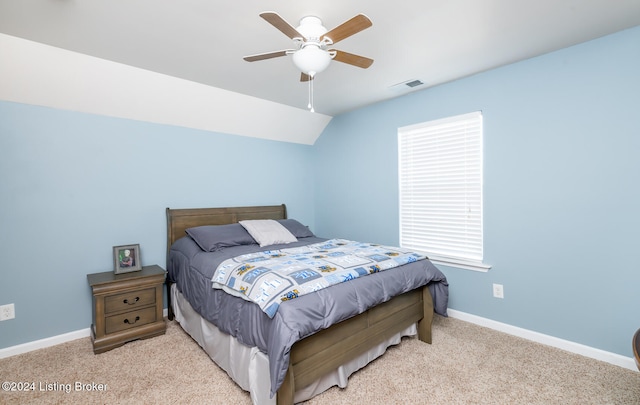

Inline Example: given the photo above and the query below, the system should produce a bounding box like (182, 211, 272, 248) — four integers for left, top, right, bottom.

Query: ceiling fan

(243, 11, 374, 84)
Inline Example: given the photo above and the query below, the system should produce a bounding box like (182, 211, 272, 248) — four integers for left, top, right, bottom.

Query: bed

(166, 204, 448, 404)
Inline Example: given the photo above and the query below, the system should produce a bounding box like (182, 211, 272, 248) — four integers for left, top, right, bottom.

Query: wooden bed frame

(166, 204, 434, 405)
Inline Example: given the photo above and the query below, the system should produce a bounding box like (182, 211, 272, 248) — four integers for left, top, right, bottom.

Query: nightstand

(87, 264, 166, 354)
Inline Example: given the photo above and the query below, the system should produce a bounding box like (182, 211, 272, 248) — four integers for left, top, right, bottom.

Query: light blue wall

(0, 102, 315, 348)
(1, 26, 639, 360)
(313, 26, 640, 357)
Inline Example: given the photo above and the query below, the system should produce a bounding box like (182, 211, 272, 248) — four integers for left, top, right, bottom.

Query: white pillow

(239, 219, 298, 247)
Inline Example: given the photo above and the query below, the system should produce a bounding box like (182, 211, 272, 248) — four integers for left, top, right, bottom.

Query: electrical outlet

(492, 284, 504, 299)
(0, 303, 15, 321)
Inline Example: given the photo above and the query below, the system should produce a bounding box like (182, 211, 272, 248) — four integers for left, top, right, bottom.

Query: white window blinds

(398, 111, 487, 271)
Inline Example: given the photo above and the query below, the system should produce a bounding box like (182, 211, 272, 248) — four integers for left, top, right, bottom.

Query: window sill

(428, 256, 491, 272)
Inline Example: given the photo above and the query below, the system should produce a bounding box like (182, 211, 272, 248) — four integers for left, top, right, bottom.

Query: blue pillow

(186, 223, 256, 252)
(277, 219, 315, 238)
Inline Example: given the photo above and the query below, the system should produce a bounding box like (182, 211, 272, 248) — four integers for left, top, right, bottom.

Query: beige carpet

(1, 316, 638, 404)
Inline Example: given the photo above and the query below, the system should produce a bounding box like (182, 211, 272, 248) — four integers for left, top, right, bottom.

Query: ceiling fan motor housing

(296, 16, 328, 41)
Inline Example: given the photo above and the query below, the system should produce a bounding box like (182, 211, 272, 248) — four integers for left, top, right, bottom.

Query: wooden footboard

(276, 284, 434, 405)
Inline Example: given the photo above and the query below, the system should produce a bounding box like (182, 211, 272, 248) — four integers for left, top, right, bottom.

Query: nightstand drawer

(105, 288, 155, 314)
(105, 306, 157, 334)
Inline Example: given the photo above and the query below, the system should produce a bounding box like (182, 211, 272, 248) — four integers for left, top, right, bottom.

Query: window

(398, 111, 489, 271)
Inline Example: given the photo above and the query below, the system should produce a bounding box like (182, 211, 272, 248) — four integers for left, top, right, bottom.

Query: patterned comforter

(169, 235, 448, 397)
(212, 239, 427, 317)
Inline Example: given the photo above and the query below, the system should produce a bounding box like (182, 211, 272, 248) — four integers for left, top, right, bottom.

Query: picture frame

(113, 244, 142, 274)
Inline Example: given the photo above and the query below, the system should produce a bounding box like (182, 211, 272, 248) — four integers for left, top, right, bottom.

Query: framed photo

(113, 244, 142, 274)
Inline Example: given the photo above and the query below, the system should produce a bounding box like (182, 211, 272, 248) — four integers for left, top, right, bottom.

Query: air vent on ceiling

(405, 79, 424, 87)
(389, 79, 425, 92)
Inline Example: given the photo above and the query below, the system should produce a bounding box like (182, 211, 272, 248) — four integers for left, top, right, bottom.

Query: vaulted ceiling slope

(1, 1, 640, 144)
(0, 34, 331, 145)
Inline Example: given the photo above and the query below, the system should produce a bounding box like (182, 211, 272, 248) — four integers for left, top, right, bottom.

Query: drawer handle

(123, 297, 140, 305)
(124, 316, 140, 325)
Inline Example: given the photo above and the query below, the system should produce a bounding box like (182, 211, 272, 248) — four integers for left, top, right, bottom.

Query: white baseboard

(1, 308, 636, 372)
(447, 309, 638, 371)
(0, 328, 91, 359)
(0, 308, 170, 359)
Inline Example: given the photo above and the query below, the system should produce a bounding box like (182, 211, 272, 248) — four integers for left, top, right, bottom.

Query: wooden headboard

(166, 204, 287, 254)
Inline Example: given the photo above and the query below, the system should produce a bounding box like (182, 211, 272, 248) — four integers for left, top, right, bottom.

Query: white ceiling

(1, 0, 640, 117)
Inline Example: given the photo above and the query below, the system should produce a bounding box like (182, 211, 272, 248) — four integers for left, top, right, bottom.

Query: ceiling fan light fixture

(292, 45, 331, 76)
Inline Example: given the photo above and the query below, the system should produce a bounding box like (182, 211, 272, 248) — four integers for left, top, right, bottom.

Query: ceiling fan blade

(331, 50, 374, 69)
(260, 12, 303, 39)
(321, 14, 372, 45)
(243, 50, 289, 62)
(300, 73, 313, 82)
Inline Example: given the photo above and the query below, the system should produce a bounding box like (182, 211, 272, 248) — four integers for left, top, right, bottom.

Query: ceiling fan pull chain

(308, 76, 312, 110)
(307, 74, 315, 113)
(310, 77, 315, 113)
